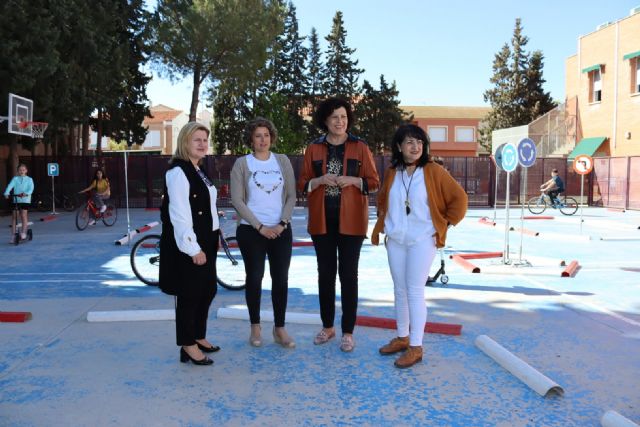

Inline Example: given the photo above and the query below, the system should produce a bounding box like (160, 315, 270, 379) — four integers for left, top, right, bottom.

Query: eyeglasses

(402, 138, 424, 146)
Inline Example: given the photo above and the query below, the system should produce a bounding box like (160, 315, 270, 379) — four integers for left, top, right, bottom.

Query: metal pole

(518, 168, 527, 263)
(580, 174, 585, 234)
(493, 168, 500, 222)
(124, 151, 131, 245)
(503, 171, 511, 264)
(51, 176, 57, 215)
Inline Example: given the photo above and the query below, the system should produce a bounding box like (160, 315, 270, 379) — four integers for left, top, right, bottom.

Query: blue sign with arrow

(517, 138, 536, 168)
(501, 143, 518, 173)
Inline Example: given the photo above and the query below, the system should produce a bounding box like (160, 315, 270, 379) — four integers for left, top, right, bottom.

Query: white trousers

(386, 237, 437, 346)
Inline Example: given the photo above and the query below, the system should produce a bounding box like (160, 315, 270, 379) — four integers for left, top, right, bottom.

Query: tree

(355, 75, 411, 154)
(322, 11, 363, 98)
(306, 27, 323, 97)
(152, 0, 284, 121)
(480, 19, 557, 151)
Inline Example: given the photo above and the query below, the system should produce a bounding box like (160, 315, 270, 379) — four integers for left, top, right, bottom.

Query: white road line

(517, 274, 640, 328)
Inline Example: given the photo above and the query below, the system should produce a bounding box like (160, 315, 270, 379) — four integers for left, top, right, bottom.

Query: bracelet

(258, 224, 264, 231)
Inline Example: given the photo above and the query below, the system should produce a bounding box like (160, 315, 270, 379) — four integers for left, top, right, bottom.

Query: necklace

(400, 167, 415, 215)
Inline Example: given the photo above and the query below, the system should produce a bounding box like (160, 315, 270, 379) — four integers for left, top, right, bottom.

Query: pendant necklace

(400, 166, 415, 215)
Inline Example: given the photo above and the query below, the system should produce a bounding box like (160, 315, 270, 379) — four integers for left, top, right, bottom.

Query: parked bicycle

(33, 192, 76, 212)
(75, 193, 117, 230)
(130, 214, 245, 291)
(527, 192, 578, 216)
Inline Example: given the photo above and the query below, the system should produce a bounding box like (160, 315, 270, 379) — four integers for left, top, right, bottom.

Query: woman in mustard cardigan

(371, 124, 467, 368)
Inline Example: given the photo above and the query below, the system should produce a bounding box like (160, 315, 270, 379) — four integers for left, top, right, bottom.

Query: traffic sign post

(47, 163, 59, 215)
(573, 155, 593, 234)
(500, 143, 518, 264)
(516, 139, 537, 265)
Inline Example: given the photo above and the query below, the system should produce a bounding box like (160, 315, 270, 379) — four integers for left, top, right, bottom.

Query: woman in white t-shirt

(230, 117, 297, 348)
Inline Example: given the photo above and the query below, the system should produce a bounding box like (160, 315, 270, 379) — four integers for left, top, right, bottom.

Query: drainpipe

(612, 22, 619, 151)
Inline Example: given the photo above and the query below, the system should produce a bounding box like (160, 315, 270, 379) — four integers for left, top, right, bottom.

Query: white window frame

(590, 69, 602, 103)
(427, 126, 448, 143)
(454, 126, 475, 143)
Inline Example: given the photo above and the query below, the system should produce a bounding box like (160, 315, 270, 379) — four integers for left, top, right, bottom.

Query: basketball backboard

(8, 93, 33, 136)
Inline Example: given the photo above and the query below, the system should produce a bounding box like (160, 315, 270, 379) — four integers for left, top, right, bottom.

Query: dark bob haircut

(242, 117, 278, 148)
(313, 97, 355, 132)
(390, 124, 430, 168)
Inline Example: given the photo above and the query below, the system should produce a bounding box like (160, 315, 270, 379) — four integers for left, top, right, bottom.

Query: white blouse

(384, 167, 436, 246)
(166, 167, 219, 257)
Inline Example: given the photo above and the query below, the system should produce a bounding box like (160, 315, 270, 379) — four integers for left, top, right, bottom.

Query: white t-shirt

(384, 167, 436, 245)
(241, 153, 284, 227)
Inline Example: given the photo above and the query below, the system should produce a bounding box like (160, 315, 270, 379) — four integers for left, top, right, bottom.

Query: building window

(455, 126, 475, 142)
(589, 69, 602, 103)
(428, 126, 447, 142)
(632, 58, 640, 94)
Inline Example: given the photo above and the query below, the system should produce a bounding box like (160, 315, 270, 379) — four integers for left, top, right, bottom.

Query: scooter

(426, 248, 448, 286)
(10, 193, 33, 245)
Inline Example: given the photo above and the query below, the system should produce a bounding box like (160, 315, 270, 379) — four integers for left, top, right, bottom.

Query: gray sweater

(230, 153, 297, 229)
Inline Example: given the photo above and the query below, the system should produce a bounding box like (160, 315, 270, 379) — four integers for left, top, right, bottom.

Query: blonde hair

(171, 122, 210, 163)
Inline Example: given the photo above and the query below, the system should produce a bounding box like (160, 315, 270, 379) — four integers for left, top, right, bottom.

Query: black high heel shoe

(180, 347, 213, 365)
(197, 342, 221, 353)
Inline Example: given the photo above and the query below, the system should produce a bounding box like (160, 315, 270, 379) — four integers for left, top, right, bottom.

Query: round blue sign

(501, 143, 518, 173)
(517, 138, 537, 168)
(494, 143, 507, 171)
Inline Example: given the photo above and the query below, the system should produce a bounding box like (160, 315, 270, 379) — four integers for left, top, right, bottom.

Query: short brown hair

(242, 117, 278, 148)
(172, 122, 210, 164)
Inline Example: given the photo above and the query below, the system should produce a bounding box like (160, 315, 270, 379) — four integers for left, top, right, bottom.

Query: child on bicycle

(540, 169, 564, 207)
(79, 169, 111, 223)
(3, 163, 34, 243)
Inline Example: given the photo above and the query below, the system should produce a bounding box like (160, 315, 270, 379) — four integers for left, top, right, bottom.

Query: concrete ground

(0, 205, 639, 426)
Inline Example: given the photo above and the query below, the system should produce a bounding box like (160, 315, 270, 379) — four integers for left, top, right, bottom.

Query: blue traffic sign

(494, 143, 507, 171)
(47, 163, 59, 177)
(501, 143, 518, 173)
(517, 138, 537, 168)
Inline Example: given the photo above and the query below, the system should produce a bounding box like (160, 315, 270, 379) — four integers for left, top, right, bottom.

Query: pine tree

(480, 19, 557, 151)
(322, 11, 363, 98)
(307, 27, 323, 97)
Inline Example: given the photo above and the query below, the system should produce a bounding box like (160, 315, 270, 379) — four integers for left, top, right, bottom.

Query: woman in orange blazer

(298, 97, 379, 352)
(371, 124, 467, 368)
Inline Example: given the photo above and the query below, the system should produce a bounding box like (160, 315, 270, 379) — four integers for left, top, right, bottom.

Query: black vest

(159, 160, 216, 295)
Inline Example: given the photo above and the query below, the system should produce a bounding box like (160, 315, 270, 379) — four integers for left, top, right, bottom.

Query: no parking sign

(572, 154, 593, 175)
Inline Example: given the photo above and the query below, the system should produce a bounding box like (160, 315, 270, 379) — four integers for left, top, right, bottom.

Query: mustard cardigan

(371, 162, 468, 248)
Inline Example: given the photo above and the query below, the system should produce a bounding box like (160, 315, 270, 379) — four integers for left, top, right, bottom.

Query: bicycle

(527, 192, 578, 216)
(33, 193, 76, 212)
(130, 215, 245, 291)
(75, 194, 117, 230)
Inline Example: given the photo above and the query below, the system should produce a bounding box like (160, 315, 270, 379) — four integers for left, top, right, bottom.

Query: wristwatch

(279, 220, 288, 229)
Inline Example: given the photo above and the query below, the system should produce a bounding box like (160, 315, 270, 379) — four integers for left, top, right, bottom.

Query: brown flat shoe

(273, 327, 296, 349)
(379, 336, 409, 355)
(313, 328, 336, 345)
(394, 345, 423, 369)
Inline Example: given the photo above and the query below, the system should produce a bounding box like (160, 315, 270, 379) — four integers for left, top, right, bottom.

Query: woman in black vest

(159, 121, 220, 366)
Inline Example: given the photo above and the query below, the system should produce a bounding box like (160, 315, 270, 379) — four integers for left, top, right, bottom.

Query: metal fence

(1, 154, 638, 211)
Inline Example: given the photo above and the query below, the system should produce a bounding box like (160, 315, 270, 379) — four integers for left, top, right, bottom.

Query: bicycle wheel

(559, 197, 579, 216)
(527, 196, 546, 215)
(101, 203, 118, 226)
(130, 234, 161, 286)
(75, 205, 91, 230)
(62, 195, 75, 212)
(217, 237, 246, 290)
(34, 195, 50, 212)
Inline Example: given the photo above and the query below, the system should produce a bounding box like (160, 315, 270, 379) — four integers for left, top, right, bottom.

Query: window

(632, 58, 640, 94)
(455, 127, 475, 142)
(428, 126, 447, 142)
(589, 69, 602, 103)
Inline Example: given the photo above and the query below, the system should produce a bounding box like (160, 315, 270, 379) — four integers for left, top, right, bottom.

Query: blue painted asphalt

(1, 206, 639, 426)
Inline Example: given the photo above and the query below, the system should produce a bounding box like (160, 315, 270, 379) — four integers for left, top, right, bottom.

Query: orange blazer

(371, 162, 468, 248)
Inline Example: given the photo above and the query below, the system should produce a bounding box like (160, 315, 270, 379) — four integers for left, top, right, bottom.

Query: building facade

(401, 106, 491, 157)
(565, 7, 640, 158)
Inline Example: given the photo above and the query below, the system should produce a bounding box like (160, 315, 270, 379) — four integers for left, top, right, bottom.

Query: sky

(146, 0, 640, 112)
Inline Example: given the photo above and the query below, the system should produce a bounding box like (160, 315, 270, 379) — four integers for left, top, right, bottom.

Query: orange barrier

(355, 315, 462, 336)
(607, 207, 626, 213)
(478, 217, 496, 226)
(509, 227, 539, 236)
(561, 260, 580, 277)
(39, 215, 57, 222)
(523, 216, 554, 220)
(0, 312, 32, 322)
(451, 255, 481, 273)
(452, 251, 503, 260)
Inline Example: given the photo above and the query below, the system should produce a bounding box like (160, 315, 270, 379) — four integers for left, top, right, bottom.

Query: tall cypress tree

(322, 11, 363, 98)
(480, 19, 556, 151)
(307, 27, 323, 97)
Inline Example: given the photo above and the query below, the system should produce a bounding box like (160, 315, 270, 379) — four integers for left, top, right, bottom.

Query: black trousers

(175, 230, 218, 347)
(236, 224, 292, 327)
(311, 217, 364, 334)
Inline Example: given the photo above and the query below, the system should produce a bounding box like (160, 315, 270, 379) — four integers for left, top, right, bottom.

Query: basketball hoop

(18, 121, 49, 139)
